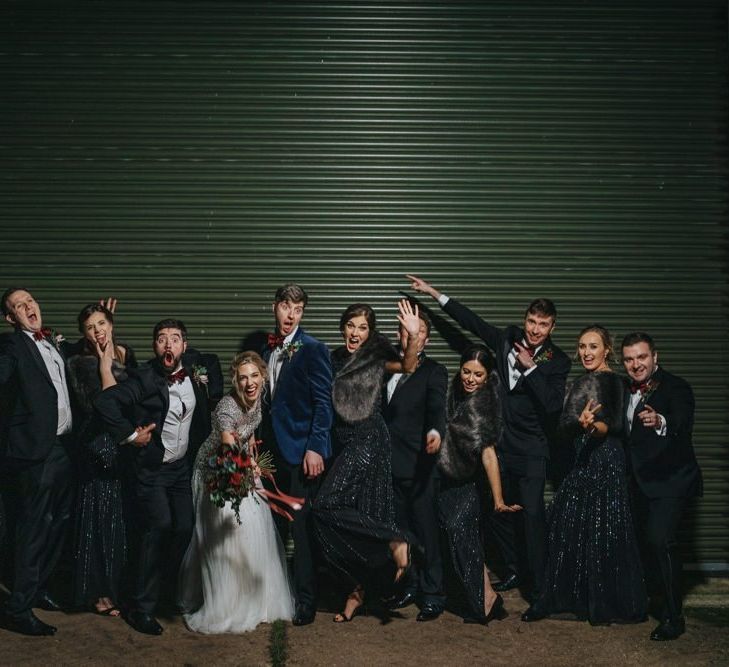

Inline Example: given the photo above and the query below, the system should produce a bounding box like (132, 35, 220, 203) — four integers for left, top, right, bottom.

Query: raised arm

(406, 274, 502, 351)
(385, 299, 421, 375)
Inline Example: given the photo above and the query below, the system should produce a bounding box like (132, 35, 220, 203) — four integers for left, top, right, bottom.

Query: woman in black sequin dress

(313, 300, 420, 623)
(438, 345, 521, 624)
(68, 304, 135, 616)
(526, 325, 647, 624)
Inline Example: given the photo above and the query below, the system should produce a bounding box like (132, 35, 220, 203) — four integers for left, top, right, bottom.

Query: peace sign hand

(578, 399, 603, 432)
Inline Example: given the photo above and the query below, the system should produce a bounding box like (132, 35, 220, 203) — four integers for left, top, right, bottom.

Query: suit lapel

(18, 329, 54, 386)
(275, 327, 304, 388)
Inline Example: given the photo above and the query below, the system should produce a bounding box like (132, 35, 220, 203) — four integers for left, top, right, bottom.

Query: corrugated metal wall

(1, 1, 727, 566)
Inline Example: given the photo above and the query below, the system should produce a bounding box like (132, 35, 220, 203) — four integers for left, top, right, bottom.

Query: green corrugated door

(1, 1, 727, 567)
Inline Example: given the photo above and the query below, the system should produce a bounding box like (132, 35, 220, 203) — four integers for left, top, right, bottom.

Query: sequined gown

(436, 373, 502, 622)
(537, 371, 647, 624)
(68, 348, 135, 608)
(313, 342, 408, 587)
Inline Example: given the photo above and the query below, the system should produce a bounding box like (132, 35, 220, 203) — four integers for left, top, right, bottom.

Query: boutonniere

(192, 364, 209, 395)
(532, 347, 554, 365)
(33, 327, 65, 351)
(281, 340, 303, 360)
(52, 330, 65, 351)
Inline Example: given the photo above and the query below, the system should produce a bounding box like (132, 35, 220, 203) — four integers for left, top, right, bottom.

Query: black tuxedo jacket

(383, 356, 448, 480)
(625, 367, 702, 499)
(93, 358, 212, 471)
(442, 298, 570, 461)
(0, 328, 76, 461)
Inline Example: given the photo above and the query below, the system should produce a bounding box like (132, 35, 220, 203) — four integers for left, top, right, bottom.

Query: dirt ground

(3, 582, 728, 667)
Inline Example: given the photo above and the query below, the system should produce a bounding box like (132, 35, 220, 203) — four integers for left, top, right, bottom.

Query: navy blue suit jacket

(263, 328, 333, 465)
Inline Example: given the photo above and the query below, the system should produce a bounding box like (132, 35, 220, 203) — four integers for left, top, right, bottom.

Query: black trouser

(489, 460, 546, 597)
(3, 441, 74, 618)
(393, 476, 444, 607)
(268, 454, 321, 611)
(632, 488, 687, 621)
(130, 458, 193, 615)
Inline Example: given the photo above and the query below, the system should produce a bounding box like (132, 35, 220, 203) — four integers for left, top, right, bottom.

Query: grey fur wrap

(437, 373, 502, 481)
(332, 333, 398, 424)
(68, 353, 129, 414)
(559, 371, 626, 439)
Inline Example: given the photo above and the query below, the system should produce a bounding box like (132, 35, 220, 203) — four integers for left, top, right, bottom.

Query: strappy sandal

(333, 586, 366, 623)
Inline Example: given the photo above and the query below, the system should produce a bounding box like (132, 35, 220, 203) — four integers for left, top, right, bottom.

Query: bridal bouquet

(204, 436, 274, 524)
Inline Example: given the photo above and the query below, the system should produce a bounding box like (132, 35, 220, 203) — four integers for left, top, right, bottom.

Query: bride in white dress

(179, 351, 293, 633)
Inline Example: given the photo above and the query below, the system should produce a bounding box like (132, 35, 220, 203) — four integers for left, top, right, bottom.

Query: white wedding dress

(179, 395, 293, 633)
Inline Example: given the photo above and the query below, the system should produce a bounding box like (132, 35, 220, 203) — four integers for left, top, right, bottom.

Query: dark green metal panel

(1, 1, 727, 565)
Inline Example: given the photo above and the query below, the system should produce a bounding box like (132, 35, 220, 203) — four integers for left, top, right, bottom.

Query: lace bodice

(191, 394, 262, 507)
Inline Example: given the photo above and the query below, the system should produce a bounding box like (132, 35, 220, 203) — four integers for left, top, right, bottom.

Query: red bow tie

(268, 333, 286, 350)
(33, 327, 52, 342)
(630, 381, 649, 394)
(167, 368, 188, 385)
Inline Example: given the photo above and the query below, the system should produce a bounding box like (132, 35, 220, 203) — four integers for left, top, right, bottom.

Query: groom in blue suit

(261, 283, 333, 626)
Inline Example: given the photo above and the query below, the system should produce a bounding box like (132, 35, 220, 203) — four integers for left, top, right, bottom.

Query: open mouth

(346, 338, 361, 352)
(164, 351, 175, 366)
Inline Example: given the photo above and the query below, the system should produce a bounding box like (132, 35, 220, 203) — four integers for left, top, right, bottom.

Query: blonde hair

(230, 351, 268, 408)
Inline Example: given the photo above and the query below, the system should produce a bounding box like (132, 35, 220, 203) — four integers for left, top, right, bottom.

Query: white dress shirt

(626, 374, 667, 436)
(268, 327, 298, 396)
(25, 330, 72, 435)
(162, 371, 196, 463)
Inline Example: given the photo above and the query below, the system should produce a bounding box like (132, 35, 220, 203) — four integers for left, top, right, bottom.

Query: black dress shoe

(35, 592, 62, 612)
(416, 603, 443, 622)
(1, 611, 57, 636)
(292, 605, 316, 626)
(387, 591, 416, 610)
(493, 573, 520, 592)
(650, 617, 685, 641)
(125, 610, 163, 635)
(521, 604, 548, 622)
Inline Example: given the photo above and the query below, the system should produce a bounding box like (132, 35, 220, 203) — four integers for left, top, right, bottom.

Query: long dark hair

(450, 343, 499, 406)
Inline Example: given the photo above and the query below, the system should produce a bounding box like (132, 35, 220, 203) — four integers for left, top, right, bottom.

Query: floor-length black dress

(313, 337, 409, 589)
(437, 373, 502, 622)
(68, 348, 135, 608)
(536, 371, 647, 624)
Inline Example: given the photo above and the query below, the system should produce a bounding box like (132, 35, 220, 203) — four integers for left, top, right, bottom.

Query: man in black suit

(384, 310, 448, 621)
(407, 275, 570, 612)
(0, 287, 76, 636)
(94, 319, 218, 635)
(622, 332, 702, 641)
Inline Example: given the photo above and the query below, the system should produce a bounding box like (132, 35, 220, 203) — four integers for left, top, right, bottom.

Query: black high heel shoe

(464, 593, 508, 625)
(333, 587, 366, 623)
(484, 594, 507, 624)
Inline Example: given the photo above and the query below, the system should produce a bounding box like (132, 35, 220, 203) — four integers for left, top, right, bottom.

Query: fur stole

(68, 352, 129, 414)
(332, 333, 398, 424)
(559, 370, 626, 438)
(438, 373, 503, 481)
